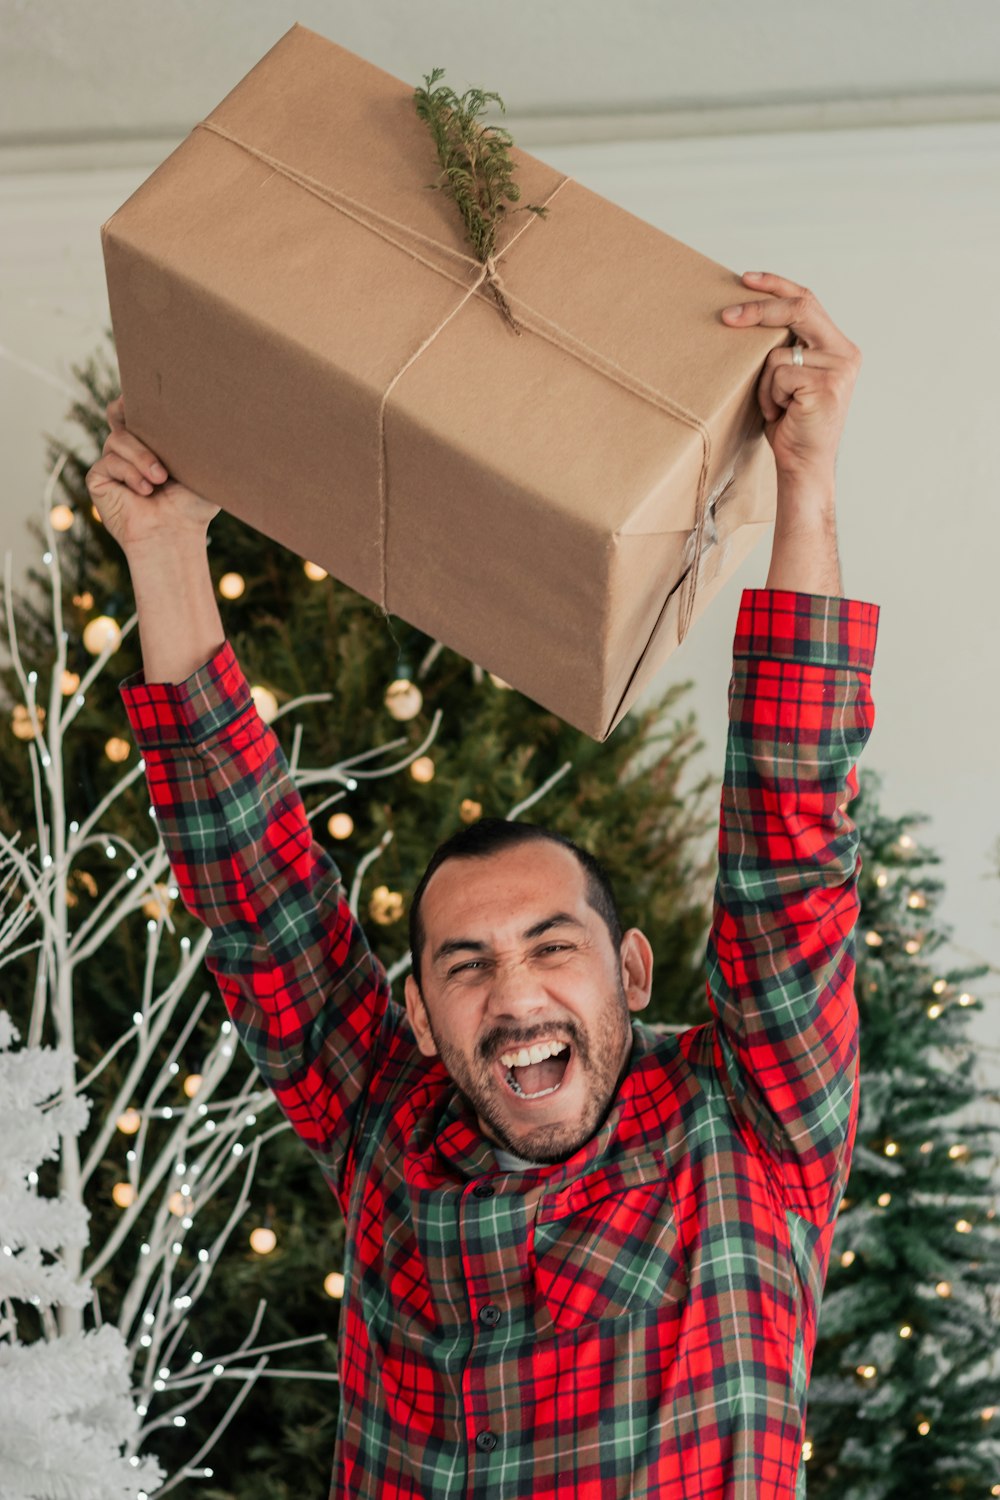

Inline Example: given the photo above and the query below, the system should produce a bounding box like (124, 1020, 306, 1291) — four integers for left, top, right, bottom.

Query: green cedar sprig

(413, 67, 548, 332)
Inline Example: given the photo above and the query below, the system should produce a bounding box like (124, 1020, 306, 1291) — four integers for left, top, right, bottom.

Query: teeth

(498, 1040, 568, 1069)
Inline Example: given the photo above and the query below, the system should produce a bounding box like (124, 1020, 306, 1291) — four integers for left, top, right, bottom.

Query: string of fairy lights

(12, 495, 999, 1485)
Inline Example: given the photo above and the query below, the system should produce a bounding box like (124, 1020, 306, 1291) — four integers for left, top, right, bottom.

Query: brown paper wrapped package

(101, 23, 788, 740)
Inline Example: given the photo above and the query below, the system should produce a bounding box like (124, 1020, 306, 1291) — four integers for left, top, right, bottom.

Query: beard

(425, 976, 634, 1165)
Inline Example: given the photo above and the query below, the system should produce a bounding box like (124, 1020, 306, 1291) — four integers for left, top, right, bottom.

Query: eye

(448, 959, 491, 977)
(536, 943, 574, 958)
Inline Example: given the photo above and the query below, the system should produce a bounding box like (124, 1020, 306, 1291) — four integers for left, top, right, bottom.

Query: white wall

(2, 120, 998, 1084)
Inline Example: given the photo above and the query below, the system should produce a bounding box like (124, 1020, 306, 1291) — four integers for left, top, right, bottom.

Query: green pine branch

(413, 67, 549, 332)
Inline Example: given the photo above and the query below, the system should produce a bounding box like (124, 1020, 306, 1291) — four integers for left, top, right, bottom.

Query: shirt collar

(409, 1022, 653, 1189)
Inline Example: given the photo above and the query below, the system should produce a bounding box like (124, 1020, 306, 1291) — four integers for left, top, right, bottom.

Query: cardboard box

(101, 23, 787, 739)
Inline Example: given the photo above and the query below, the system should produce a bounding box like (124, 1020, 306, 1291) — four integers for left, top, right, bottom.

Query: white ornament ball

(82, 615, 122, 655)
(384, 678, 423, 721)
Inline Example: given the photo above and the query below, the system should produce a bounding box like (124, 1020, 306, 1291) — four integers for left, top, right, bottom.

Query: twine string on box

(193, 118, 717, 644)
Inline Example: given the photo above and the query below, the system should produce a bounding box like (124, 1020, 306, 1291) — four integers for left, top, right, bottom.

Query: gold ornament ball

(12, 704, 44, 741)
(250, 685, 279, 724)
(183, 1073, 203, 1099)
(50, 503, 75, 532)
(250, 1226, 277, 1255)
(218, 572, 245, 600)
(112, 1181, 136, 1209)
(369, 885, 404, 925)
(73, 591, 94, 610)
(304, 560, 328, 581)
(459, 798, 483, 824)
(82, 615, 122, 656)
(117, 1107, 142, 1135)
(168, 1191, 189, 1217)
(61, 670, 80, 696)
(410, 756, 435, 784)
(384, 678, 423, 721)
(328, 812, 354, 840)
(105, 735, 131, 764)
(324, 1271, 345, 1299)
(141, 884, 174, 921)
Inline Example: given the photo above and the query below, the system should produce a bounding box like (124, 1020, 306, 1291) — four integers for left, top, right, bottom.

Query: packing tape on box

(194, 118, 723, 643)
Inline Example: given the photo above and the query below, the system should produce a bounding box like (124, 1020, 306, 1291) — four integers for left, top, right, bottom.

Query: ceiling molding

(2, 89, 998, 176)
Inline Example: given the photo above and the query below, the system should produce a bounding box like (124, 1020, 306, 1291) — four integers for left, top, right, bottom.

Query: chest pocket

(531, 1150, 688, 1332)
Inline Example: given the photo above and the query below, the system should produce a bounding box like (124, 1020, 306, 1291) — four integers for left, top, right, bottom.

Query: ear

(619, 928, 654, 1014)
(404, 973, 440, 1057)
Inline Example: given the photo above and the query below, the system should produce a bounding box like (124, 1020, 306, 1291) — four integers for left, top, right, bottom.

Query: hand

(721, 272, 862, 485)
(85, 395, 220, 554)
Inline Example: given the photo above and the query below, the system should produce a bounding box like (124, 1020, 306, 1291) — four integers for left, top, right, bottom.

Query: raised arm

(706, 587, 878, 1229)
(711, 272, 877, 1224)
(89, 398, 400, 1206)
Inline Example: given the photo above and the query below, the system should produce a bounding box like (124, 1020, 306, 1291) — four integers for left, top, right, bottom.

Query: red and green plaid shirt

(120, 586, 879, 1500)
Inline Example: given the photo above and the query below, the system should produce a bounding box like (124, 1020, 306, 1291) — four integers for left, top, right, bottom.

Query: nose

(487, 951, 550, 1023)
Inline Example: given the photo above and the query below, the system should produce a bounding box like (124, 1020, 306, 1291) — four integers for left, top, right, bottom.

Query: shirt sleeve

(705, 587, 880, 1230)
(118, 640, 401, 1207)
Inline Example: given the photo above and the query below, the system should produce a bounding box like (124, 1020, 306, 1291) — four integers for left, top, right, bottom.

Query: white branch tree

(1, 460, 574, 1495)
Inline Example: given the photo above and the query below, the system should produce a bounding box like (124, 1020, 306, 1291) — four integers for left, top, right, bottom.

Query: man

(89, 270, 879, 1499)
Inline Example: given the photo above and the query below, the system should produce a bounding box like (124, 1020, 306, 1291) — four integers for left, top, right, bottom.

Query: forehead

(420, 840, 591, 942)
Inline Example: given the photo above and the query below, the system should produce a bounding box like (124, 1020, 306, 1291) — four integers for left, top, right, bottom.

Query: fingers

(102, 417, 169, 487)
(757, 345, 837, 422)
(96, 450, 157, 495)
(722, 272, 851, 353)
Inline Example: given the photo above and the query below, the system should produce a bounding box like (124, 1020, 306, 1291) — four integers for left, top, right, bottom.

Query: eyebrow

(431, 912, 585, 967)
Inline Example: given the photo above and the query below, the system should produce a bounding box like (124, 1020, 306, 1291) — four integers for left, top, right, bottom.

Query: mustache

(479, 1024, 581, 1064)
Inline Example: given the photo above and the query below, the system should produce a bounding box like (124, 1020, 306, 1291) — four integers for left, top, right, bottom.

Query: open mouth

(493, 1042, 573, 1104)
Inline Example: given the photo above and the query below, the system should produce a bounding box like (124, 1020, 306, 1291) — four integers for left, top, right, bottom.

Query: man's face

(403, 840, 653, 1165)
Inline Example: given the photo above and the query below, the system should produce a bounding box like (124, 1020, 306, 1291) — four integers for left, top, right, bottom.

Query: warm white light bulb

(218, 572, 245, 600)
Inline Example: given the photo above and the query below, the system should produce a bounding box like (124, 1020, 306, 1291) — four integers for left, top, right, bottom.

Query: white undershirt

(493, 1146, 546, 1171)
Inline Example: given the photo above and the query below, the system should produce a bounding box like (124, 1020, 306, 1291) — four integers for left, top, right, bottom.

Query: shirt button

(472, 1183, 495, 1198)
(475, 1430, 498, 1452)
(479, 1304, 502, 1327)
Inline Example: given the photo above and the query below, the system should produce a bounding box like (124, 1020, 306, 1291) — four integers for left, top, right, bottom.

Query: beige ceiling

(2, 0, 999, 152)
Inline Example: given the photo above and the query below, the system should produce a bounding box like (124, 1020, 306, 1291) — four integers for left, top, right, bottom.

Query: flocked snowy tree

(0, 1007, 163, 1499)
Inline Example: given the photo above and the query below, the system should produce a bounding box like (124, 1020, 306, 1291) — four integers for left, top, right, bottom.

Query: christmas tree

(6, 342, 997, 1498)
(806, 769, 1000, 1499)
(0, 344, 718, 1496)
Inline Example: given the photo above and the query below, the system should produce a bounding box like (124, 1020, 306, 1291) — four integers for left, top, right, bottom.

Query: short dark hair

(408, 817, 623, 992)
